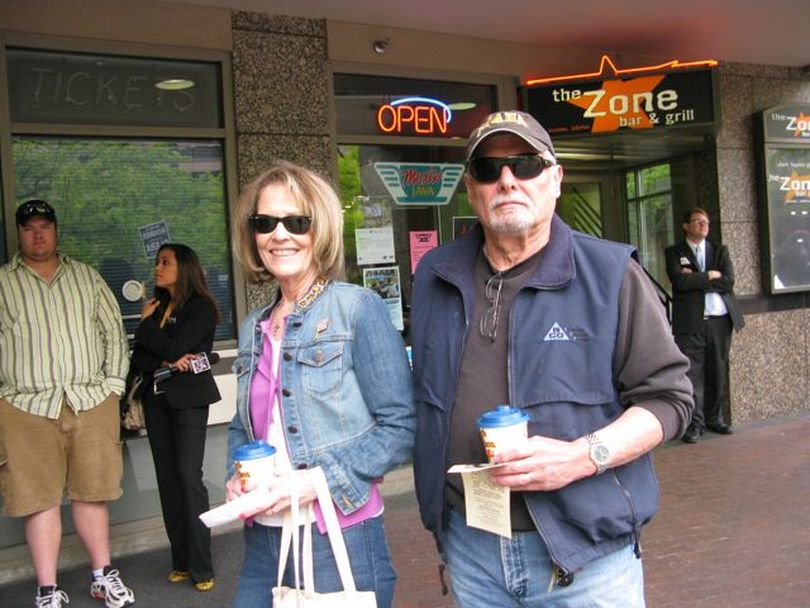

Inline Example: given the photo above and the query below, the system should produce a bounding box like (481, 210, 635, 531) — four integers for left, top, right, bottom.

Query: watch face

(593, 445, 610, 463)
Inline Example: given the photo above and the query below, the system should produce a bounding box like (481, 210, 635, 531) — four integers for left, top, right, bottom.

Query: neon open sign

(376, 97, 453, 136)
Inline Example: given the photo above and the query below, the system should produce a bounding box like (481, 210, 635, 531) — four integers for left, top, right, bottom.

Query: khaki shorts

(0, 394, 123, 517)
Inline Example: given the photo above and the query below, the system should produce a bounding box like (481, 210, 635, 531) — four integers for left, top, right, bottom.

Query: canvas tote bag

(271, 467, 377, 608)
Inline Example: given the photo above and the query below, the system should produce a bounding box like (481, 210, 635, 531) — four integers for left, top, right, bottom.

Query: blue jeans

(232, 515, 396, 608)
(444, 510, 645, 607)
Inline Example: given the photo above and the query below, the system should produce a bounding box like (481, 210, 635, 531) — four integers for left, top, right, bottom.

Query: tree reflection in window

(12, 137, 234, 341)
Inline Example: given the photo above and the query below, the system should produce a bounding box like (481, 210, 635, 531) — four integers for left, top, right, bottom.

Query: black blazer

(665, 239, 745, 334)
(131, 294, 221, 409)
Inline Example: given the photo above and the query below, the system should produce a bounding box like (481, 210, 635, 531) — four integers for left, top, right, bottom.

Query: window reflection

(12, 137, 234, 341)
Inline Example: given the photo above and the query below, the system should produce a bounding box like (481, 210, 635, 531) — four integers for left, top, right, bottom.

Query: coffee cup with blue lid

(477, 405, 529, 462)
(232, 440, 276, 490)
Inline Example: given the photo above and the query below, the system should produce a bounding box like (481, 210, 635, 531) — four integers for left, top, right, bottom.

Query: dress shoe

(167, 570, 190, 583)
(683, 429, 701, 443)
(194, 578, 215, 592)
(707, 423, 733, 435)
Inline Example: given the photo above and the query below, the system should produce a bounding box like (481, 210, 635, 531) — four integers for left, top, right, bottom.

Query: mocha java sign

(523, 57, 717, 137)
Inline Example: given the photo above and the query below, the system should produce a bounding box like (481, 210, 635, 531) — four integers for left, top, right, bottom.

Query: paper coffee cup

(232, 440, 276, 491)
(477, 405, 529, 462)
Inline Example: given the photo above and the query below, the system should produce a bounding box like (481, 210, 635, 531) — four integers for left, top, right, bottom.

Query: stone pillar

(715, 62, 810, 423)
(231, 11, 333, 309)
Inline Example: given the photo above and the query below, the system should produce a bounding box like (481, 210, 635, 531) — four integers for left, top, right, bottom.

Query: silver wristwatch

(585, 432, 610, 475)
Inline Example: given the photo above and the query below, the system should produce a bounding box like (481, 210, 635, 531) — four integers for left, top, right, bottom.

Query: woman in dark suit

(130, 243, 221, 592)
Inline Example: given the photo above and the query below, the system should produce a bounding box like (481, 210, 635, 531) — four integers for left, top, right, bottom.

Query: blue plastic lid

(232, 440, 276, 461)
(477, 405, 529, 428)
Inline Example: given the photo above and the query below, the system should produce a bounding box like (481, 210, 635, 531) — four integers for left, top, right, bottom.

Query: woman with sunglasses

(226, 160, 415, 608)
(129, 243, 221, 592)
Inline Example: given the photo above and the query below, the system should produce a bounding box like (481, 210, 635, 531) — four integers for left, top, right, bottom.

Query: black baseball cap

(466, 110, 555, 161)
(16, 200, 56, 226)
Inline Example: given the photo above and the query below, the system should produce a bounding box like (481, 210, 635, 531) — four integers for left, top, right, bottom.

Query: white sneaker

(89, 567, 135, 607)
(34, 587, 70, 607)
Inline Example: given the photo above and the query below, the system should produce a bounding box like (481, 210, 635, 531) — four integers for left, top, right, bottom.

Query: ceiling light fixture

(448, 102, 476, 111)
(155, 78, 195, 91)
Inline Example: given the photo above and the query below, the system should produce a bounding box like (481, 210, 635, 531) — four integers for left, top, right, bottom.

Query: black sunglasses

(249, 214, 312, 235)
(467, 154, 555, 183)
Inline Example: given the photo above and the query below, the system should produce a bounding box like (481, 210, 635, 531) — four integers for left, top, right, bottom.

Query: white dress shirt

(692, 240, 728, 317)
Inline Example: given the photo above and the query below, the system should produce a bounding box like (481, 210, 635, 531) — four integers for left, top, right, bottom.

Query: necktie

(696, 245, 705, 271)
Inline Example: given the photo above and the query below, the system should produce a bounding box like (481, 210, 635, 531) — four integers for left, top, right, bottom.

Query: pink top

(249, 316, 383, 532)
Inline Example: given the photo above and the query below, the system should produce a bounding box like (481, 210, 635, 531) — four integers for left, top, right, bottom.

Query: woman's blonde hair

(233, 161, 345, 283)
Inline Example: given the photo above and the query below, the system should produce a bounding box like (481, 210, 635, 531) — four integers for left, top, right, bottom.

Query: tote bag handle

(276, 467, 358, 594)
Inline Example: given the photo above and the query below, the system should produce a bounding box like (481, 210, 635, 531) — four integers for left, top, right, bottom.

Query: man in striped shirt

(0, 200, 135, 608)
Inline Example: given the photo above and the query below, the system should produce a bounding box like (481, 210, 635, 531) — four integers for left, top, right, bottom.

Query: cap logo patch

(475, 111, 529, 137)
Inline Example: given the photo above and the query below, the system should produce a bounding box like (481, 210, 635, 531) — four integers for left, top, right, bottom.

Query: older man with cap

(410, 111, 693, 606)
(0, 200, 135, 608)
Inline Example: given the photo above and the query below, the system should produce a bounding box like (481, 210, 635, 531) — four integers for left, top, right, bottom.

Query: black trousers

(675, 315, 733, 431)
(144, 394, 213, 581)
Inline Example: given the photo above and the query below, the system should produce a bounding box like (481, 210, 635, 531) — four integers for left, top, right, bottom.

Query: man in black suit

(665, 208, 745, 443)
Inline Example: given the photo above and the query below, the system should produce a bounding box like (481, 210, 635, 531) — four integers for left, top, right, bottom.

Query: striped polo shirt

(0, 252, 129, 419)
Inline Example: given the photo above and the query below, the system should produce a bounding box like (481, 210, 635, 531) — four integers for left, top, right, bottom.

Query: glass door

(557, 172, 624, 243)
(558, 181, 604, 237)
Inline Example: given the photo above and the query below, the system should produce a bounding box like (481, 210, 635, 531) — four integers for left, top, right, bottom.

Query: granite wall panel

(236, 134, 334, 189)
(729, 309, 809, 422)
(230, 10, 334, 309)
(723, 221, 760, 296)
(716, 146, 757, 225)
(716, 72, 753, 153)
(232, 30, 329, 136)
(716, 63, 810, 420)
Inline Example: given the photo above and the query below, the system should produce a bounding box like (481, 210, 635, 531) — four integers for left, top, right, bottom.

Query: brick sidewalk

(386, 415, 810, 607)
(642, 415, 810, 607)
(2, 415, 808, 607)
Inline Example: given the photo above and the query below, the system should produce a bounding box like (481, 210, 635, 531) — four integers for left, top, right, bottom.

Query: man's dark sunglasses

(249, 214, 312, 235)
(467, 154, 555, 183)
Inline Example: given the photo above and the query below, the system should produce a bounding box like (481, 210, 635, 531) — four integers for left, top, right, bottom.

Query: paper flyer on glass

(363, 266, 404, 331)
(355, 226, 395, 265)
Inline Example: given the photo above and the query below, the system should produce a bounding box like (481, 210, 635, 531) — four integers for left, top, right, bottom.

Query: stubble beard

(484, 198, 535, 235)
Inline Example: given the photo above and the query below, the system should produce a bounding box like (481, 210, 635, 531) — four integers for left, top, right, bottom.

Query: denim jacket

(227, 280, 416, 515)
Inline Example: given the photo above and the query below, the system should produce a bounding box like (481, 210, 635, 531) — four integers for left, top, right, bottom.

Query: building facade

(0, 0, 808, 576)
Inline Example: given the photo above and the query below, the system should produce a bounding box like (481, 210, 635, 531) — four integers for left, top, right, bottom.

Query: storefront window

(335, 74, 496, 338)
(4, 47, 233, 340)
(12, 137, 233, 340)
(1, 42, 234, 551)
(338, 144, 471, 339)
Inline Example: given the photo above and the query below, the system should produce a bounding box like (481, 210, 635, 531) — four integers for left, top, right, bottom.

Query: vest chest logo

(544, 322, 570, 341)
(543, 322, 589, 342)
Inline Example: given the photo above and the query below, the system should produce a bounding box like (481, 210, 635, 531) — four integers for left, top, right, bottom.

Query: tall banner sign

(522, 56, 718, 137)
(755, 104, 810, 293)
